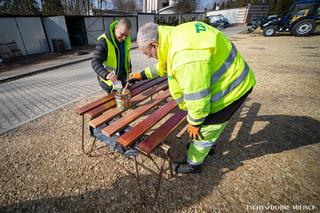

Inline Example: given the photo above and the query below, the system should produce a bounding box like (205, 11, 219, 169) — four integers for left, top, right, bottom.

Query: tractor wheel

(263, 26, 276, 37)
(291, 19, 316, 36)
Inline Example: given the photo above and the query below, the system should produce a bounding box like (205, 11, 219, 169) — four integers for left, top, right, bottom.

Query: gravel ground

(0, 32, 320, 212)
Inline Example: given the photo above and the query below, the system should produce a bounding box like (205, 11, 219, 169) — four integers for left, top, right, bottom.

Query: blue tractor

(249, 0, 320, 36)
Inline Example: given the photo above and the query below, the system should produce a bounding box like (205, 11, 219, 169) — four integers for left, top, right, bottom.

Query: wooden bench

(75, 78, 187, 200)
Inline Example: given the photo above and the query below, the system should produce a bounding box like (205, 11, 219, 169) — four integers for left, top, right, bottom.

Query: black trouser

(203, 88, 253, 125)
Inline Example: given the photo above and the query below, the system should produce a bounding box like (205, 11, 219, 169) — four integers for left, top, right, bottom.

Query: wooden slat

(117, 100, 177, 148)
(136, 110, 187, 156)
(75, 93, 115, 115)
(89, 90, 170, 128)
(130, 77, 166, 97)
(86, 80, 168, 119)
(101, 91, 172, 137)
(131, 81, 168, 104)
(75, 79, 151, 116)
(128, 79, 150, 90)
(86, 99, 116, 118)
(89, 107, 122, 128)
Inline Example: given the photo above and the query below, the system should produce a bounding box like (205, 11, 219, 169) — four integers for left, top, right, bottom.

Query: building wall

(138, 14, 155, 28)
(0, 18, 27, 55)
(155, 13, 205, 24)
(15, 17, 49, 55)
(43, 16, 72, 51)
(0, 17, 49, 56)
(207, 8, 244, 24)
(84, 16, 138, 45)
(0, 15, 152, 57)
(85, 17, 105, 45)
(144, 0, 169, 13)
(206, 4, 270, 24)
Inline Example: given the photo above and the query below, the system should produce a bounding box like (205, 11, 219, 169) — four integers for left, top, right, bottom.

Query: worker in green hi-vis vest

(91, 18, 132, 93)
(128, 22, 256, 174)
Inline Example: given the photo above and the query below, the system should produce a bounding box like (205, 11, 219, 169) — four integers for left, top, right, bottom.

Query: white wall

(0, 17, 49, 55)
(15, 17, 49, 54)
(43, 16, 72, 51)
(207, 8, 245, 24)
(0, 18, 27, 55)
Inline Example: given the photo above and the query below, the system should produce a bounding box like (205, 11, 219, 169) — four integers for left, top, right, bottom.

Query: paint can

(115, 91, 131, 110)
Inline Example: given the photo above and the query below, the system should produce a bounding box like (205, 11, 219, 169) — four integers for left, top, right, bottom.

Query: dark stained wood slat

(130, 77, 166, 97)
(86, 80, 168, 119)
(89, 90, 170, 128)
(101, 91, 172, 137)
(89, 107, 122, 128)
(76, 79, 151, 116)
(128, 79, 150, 90)
(117, 100, 177, 148)
(75, 93, 115, 115)
(136, 110, 187, 156)
(131, 81, 168, 105)
(86, 99, 116, 118)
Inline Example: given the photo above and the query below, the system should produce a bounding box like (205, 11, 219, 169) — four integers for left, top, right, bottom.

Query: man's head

(137, 23, 159, 59)
(115, 18, 131, 43)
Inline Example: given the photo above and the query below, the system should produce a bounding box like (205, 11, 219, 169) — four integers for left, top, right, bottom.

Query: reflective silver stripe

(184, 88, 210, 100)
(174, 96, 184, 104)
(211, 43, 237, 85)
(182, 43, 237, 102)
(103, 65, 116, 72)
(193, 140, 215, 148)
(149, 65, 160, 78)
(187, 114, 205, 123)
(211, 62, 249, 103)
(187, 158, 203, 166)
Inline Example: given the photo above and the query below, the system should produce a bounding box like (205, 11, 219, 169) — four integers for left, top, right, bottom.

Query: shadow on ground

(1, 101, 319, 212)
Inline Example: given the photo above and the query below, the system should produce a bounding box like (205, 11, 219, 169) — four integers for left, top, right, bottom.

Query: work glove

(127, 72, 142, 84)
(187, 124, 202, 141)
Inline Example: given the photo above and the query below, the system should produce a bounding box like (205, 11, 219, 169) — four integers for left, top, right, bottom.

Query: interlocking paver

(0, 49, 156, 134)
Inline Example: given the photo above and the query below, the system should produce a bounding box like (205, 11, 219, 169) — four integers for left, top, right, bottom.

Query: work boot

(186, 142, 217, 156)
(172, 161, 202, 174)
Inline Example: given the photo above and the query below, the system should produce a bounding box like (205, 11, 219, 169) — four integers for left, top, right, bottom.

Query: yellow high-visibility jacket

(98, 20, 131, 86)
(143, 22, 256, 125)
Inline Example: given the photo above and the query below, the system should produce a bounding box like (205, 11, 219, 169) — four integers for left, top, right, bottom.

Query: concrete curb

(0, 46, 138, 84)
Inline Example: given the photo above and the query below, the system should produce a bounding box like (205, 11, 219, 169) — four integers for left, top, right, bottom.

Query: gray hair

(137, 23, 159, 48)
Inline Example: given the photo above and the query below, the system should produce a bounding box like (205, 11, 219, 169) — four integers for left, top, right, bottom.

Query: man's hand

(106, 71, 117, 82)
(187, 124, 202, 140)
(127, 72, 142, 84)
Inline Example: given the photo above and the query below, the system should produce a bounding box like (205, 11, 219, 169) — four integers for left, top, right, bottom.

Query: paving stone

(0, 50, 156, 134)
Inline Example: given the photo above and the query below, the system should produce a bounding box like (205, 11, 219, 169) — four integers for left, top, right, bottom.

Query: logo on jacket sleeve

(195, 23, 206, 33)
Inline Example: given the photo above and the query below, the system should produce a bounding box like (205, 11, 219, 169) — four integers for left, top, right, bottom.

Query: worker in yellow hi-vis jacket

(128, 22, 256, 174)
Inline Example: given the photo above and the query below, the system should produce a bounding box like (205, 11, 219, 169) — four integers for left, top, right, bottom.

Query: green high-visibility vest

(97, 20, 131, 86)
(143, 22, 256, 125)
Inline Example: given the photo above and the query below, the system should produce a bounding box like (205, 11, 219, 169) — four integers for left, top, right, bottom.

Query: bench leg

(133, 156, 147, 202)
(166, 149, 174, 178)
(81, 115, 101, 157)
(160, 143, 174, 178)
(153, 156, 165, 202)
(148, 155, 161, 171)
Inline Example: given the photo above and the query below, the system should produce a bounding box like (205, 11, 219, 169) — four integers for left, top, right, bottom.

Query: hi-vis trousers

(187, 122, 228, 165)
